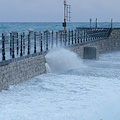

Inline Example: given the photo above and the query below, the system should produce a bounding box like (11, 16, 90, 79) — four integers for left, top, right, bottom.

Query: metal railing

(0, 28, 112, 62)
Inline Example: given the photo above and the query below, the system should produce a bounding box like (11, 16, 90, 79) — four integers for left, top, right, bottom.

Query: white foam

(45, 48, 85, 73)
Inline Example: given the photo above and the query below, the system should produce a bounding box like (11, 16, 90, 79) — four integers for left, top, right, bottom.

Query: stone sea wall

(0, 54, 46, 91)
(0, 28, 120, 91)
(70, 28, 120, 59)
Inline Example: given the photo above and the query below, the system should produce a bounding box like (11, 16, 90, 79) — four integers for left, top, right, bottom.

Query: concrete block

(84, 46, 98, 59)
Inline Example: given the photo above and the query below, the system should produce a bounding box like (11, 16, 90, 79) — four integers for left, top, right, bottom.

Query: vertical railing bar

(2, 34, 6, 61)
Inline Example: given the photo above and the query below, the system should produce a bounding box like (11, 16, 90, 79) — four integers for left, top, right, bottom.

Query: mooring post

(34, 32, 37, 54)
(12, 35, 15, 58)
(10, 33, 12, 56)
(17, 33, 19, 55)
(23, 32, 25, 55)
(40, 33, 43, 52)
(20, 34, 23, 56)
(2, 34, 6, 61)
(28, 34, 30, 55)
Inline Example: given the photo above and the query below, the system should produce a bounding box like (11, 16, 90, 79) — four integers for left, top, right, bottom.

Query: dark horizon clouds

(0, 0, 120, 22)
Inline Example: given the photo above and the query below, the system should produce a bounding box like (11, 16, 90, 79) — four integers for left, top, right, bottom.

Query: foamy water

(45, 48, 85, 73)
(0, 49, 120, 120)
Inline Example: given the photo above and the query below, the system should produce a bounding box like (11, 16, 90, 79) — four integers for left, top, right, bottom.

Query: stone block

(84, 46, 98, 59)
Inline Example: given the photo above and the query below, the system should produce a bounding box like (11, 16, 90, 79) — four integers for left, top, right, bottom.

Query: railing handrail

(0, 27, 112, 63)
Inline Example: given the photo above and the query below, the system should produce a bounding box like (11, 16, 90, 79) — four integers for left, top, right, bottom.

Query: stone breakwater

(70, 28, 120, 59)
(0, 28, 120, 91)
(0, 54, 46, 91)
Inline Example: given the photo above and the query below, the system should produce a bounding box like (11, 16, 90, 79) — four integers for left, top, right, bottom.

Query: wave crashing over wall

(45, 48, 85, 73)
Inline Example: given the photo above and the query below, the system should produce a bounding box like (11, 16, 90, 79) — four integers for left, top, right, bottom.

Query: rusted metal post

(12, 35, 15, 58)
(68, 29, 70, 45)
(2, 34, 6, 61)
(34, 32, 37, 53)
(20, 34, 23, 56)
(72, 30, 73, 44)
(51, 31, 53, 48)
(74, 29, 76, 44)
(40, 33, 43, 52)
(23, 32, 25, 55)
(56, 32, 58, 47)
(46, 32, 48, 51)
(10, 33, 12, 56)
(17, 33, 19, 55)
(28, 34, 30, 55)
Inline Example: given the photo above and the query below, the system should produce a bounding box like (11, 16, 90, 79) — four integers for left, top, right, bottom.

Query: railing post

(83, 29, 85, 42)
(12, 35, 15, 58)
(28, 34, 30, 55)
(20, 34, 23, 56)
(56, 32, 58, 47)
(51, 31, 53, 49)
(78, 29, 80, 43)
(10, 33, 12, 56)
(23, 32, 25, 55)
(74, 29, 76, 44)
(65, 30, 68, 46)
(34, 32, 37, 53)
(68, 29, 70, 45)
(72, 30, 73, 44)
(17, 33, 19, 55)
(41, 33, 43, 52)
(46, 31, 48, 51)
(111, 19, 113, 29)
(80, 30, 82, 43)
(90, 29, 92, 40)
(2, 34, 6, 61)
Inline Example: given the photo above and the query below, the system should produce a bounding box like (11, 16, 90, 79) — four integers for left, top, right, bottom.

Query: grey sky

(0, 0, 120, 22)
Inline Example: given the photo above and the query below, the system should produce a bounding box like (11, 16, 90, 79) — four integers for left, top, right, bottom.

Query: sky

(0, 0, 120, 22)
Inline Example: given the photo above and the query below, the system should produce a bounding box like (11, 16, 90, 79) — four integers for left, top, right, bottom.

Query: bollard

(2, 34, 6, 61)
(20, 34, 23, 56)
(34, 32, 37, 53)
(12, 35, 15, 58)
(28, 34, 30, 55)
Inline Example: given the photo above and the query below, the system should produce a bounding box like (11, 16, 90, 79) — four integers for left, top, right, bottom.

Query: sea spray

(45, 48, 85, 73)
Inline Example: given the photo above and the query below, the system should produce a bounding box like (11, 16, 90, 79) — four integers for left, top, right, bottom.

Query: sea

(0, 22, 120, 120)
